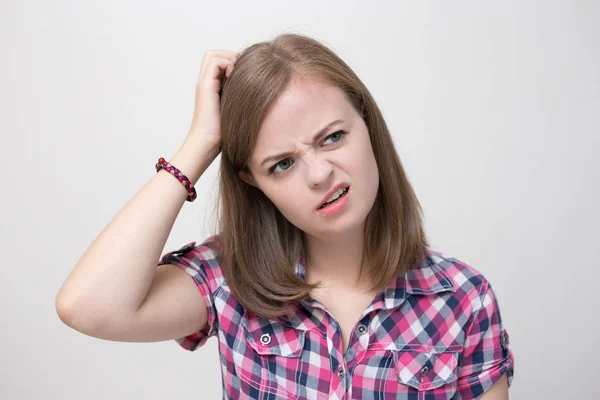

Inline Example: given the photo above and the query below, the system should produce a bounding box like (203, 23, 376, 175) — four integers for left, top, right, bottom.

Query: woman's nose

(304, 155, 333, 187)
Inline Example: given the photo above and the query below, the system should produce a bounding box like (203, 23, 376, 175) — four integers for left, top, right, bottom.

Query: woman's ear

(238, 169, 258, 188)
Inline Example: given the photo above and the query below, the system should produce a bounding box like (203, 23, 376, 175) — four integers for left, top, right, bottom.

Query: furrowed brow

(260, 119, 344, 167)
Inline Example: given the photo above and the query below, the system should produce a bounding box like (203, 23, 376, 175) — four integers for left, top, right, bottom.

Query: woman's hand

(187, 49, 240, 148)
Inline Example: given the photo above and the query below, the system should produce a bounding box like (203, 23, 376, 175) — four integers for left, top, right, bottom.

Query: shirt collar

(381, 248, 456, 309)
(294, 247, 455, 311)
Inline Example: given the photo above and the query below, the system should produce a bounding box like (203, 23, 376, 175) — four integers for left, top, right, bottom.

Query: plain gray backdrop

(1, 0, 598, 399)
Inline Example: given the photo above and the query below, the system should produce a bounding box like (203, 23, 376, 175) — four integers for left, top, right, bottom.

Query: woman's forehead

(251, 80, 353, 160)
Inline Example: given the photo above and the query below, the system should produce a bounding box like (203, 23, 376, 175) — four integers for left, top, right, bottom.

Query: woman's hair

(209, 33, 430, 319)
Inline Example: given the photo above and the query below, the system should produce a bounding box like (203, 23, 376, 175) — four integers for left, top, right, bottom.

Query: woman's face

(242, 78, 380, 239)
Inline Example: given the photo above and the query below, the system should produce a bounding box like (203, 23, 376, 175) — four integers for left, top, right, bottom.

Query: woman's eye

(323, 130, 346, 145)
(268, 130, 348, 175)
(269, 158, 293, 174)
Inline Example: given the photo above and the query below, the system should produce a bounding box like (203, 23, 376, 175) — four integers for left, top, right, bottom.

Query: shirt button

(260, 333, 271, 345)
(356, 324, 368, 335)
(337, 366, 345, 378)
(501, 329, 509, 350)
(175, 242, 196, 254)
(420, 366, 429, 377)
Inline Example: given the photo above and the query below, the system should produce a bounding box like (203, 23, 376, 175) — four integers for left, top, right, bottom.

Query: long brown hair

(209, 33, 430, 319)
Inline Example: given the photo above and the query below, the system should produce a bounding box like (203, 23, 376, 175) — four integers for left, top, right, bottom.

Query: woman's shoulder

(421, 247, 498, 297)
(159, 234, 226, 287)
(189, 234, 222, 260)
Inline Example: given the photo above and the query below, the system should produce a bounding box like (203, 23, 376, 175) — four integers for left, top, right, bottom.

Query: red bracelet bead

(155, 157, 197, 202)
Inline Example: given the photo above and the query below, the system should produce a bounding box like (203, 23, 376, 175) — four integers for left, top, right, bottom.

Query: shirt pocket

(391, 346, 459, 400)
(236, 312, 306, 399)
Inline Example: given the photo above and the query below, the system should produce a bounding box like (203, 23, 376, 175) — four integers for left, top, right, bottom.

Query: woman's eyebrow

(260, 119, 345, 167)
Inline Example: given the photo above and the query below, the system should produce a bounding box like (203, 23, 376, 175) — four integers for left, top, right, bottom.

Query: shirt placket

(303, 295, 386, 399)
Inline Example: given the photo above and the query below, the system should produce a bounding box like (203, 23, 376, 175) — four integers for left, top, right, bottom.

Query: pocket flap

(241, 312, 306, 358)
(394, 349, 459, 391)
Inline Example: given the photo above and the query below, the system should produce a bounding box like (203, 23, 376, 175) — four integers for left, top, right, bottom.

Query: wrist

(183, 132, 221, 156)
(170, 137, 220, 185)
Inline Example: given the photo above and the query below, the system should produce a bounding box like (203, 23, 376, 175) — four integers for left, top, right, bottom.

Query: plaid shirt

(159, 236, 514, 399)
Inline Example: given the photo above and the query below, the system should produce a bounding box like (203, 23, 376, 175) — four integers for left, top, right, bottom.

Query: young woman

(56, 33, 514, 399)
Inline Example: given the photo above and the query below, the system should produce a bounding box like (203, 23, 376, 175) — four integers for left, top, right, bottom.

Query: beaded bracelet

(155, 157, 197, 202)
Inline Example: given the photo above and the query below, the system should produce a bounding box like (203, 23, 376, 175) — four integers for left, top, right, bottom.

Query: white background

(1, 1, 598, 399)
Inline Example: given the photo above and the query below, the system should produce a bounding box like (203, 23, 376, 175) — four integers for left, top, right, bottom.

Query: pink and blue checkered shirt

(159, 236, 514, 399)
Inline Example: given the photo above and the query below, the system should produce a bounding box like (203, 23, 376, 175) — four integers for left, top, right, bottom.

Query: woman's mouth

(318, 187, 349, 209)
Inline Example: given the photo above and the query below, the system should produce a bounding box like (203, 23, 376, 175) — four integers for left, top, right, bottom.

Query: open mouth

(318, 187, 349, 209)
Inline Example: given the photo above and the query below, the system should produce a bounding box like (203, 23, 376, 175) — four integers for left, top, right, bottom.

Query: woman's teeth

(320, 187, 348, 208)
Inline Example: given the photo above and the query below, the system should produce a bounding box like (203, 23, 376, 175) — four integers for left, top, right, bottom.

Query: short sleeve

(455, 279, 515, 399)
(158, 238, 221, 351)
